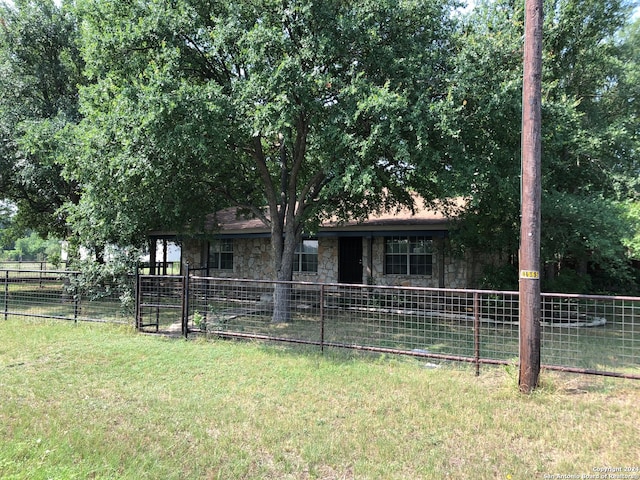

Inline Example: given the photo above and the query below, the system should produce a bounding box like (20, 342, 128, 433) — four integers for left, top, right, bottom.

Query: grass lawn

(1, 318, 639, 479)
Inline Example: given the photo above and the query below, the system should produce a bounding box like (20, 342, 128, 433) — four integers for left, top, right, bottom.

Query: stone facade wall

(182, 237, 274, 279)
(311, 237, 338, 284)
(182, 236, 471, 288)
(181, 238, 205, 270)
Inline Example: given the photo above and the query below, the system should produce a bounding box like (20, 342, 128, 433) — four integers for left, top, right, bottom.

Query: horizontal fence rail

(0, 261, 68, 271)
(2, 269, 134, 324)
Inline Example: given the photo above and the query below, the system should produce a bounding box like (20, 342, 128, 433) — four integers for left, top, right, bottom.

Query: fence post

(320, 284, 325, 353)
(3, 270, 8, 321)
(134, 264, 140, 330)
(474, 292, 480, 376)
(203, 273, 209, 323)
(73, 272, 79, 324)
(182, 264, 190, 339)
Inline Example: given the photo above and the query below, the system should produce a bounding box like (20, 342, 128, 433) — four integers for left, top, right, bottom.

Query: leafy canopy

(446, 0, 640, 292)
(70, 0, 459, 262)
(0, 0, 84, 239)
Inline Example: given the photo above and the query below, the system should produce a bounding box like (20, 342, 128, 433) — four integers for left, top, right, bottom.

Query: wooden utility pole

(519, 0, 543, 393)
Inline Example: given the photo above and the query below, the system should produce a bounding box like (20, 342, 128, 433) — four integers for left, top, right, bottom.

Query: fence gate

(136, 274, 187, 336)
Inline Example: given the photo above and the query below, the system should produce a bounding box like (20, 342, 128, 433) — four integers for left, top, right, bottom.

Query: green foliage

(0, 231, 61, 262)
(478, 263, 519, 291)
(0, 0, 84, 239)
(68, 247, 140, 313)
(446, 0, 640, 293)
(622, 200, 640, 259)
(1, 0, 638, 295)
(0, 201, 16, 249)
(68, 0, 459, 277)
(542, 193, 629, 263)
(543, 268, 593, 294)
(192, 311, 207, 331)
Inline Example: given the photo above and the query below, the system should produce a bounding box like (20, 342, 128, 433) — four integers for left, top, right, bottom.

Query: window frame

(293, 239, 319, 273)
(384, 236, 433, 276)
(208, 239, 234, 271)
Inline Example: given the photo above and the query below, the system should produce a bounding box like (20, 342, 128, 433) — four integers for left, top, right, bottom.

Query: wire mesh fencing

(541, 293, 640, 375)
(186, 279, 523, 372)
(2, 269, 134, 324)
(186, 276, 640, 378)
(136, 275, 186, 333)
(5, 268, 640, 379)
(187, 277, 322, 345)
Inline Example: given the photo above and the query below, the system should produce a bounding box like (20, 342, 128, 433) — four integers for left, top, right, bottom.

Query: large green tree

(69, 0, 459, 320)
(0, 200, 15, 249)
(0, 0, 84, 239)
(444, 0, 640, 293)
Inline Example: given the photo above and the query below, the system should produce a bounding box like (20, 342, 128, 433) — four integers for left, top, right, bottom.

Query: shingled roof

(207, 197, 463, 237)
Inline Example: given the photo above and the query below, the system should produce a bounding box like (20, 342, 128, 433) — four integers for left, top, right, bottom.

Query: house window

(294, 239, 318, 273)
(209, 239, 233, 270)
(385, 236, 432, 275)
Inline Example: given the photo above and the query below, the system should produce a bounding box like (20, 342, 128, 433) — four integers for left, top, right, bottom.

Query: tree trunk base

(271, 282, 292, 323)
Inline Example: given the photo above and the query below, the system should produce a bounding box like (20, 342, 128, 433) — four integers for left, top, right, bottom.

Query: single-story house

(152, 199, 485, 288)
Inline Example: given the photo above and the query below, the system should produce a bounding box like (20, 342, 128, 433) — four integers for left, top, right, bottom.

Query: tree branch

(250, 135, 280, 225)
(179, 32, 230, 85)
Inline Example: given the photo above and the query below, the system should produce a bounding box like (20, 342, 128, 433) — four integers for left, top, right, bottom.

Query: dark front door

(339, 237, 363, 284)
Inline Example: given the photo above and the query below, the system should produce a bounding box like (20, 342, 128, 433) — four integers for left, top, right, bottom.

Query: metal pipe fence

(136, 274, 186, 333)
(4, 267, 640, 379)
(540, 293, 640, 377)
(182, 276, 640, 379)
(1, 269, 134, 324)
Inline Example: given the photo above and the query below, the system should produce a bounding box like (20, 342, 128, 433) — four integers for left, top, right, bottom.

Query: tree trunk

(149, 238, 157, 275)
(272, 281, 292, 323)
(271, 220, 298, 323)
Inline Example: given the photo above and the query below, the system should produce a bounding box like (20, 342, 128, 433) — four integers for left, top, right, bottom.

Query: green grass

(1, 318, 639, 479)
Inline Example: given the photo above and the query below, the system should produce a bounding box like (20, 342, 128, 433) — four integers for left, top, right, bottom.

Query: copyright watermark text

(542, 468, 640, 480)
